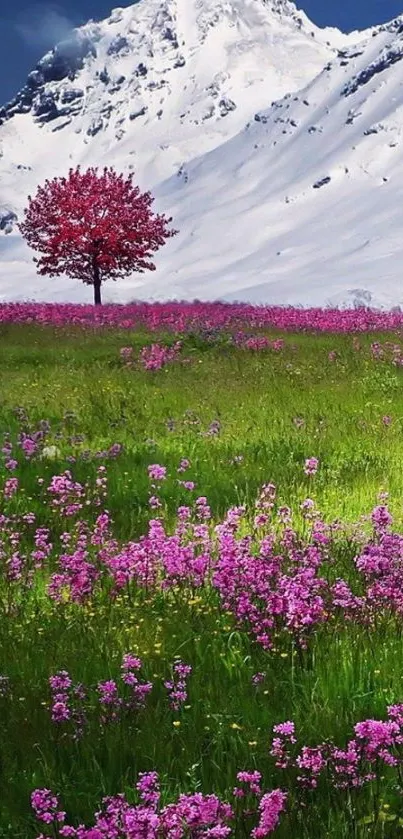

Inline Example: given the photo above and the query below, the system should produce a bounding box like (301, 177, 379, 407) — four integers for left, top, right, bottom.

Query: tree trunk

(92, 257, 102, 306)
(93, 280, 102, 306)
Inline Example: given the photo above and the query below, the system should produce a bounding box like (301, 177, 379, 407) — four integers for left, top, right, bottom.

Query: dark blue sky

(1, 0, 403, 105)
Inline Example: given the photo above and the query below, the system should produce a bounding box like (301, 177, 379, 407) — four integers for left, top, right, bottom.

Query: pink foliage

(19, 168, 177, 305)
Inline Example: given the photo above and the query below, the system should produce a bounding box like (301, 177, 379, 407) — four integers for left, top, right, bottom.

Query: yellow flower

(248, 741, 258, 747)
(173, 721, 181, 728)
(230, 723, 242, 730)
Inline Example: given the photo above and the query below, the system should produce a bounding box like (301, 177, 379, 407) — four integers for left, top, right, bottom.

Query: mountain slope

(145, 15, 403, 309)
(1, 0, 402, 307)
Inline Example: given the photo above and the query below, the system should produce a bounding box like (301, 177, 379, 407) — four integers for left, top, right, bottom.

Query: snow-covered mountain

(1, 0, 403, 307)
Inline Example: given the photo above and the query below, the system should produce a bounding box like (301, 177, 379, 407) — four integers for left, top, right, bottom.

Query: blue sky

(1, 0, 403, 105)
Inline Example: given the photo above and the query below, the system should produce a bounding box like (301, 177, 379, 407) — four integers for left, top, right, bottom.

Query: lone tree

(19, 166, 177, 305)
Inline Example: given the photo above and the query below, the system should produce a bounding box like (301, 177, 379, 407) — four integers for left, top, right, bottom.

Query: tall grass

(1, 324, 403, 837)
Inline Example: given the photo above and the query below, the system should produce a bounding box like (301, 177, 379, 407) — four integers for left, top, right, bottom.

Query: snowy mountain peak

(0, 0, 340, 129)
(0, 0, 340, 192)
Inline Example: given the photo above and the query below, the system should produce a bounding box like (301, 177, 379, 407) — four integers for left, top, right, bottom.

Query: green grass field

(2, 324, 403, 838)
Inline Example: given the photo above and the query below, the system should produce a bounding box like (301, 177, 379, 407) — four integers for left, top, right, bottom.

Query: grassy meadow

(2, 321, 403, 837)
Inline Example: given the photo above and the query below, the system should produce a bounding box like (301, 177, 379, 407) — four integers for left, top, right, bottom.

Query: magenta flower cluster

(269, 704, 403, 790)
(1, 418, 123, 475)
(32, 772, 286, 839)
(304, 457, 319, 477)
(49, 671, 87, 739)
(164, 659, 192, 710)
(235, 336, 285, 352)
(5, 301, 403, 333)
(213, 503, 332, 650)
(119, 342, 182, 371)
(140, 341, 182, 371)
(370, 340, 403, 366)
(98, 653, 152, 723)
(48, 655, 153, 734)
(233, 771, 262, 798)
(3, 458, 403, 654)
